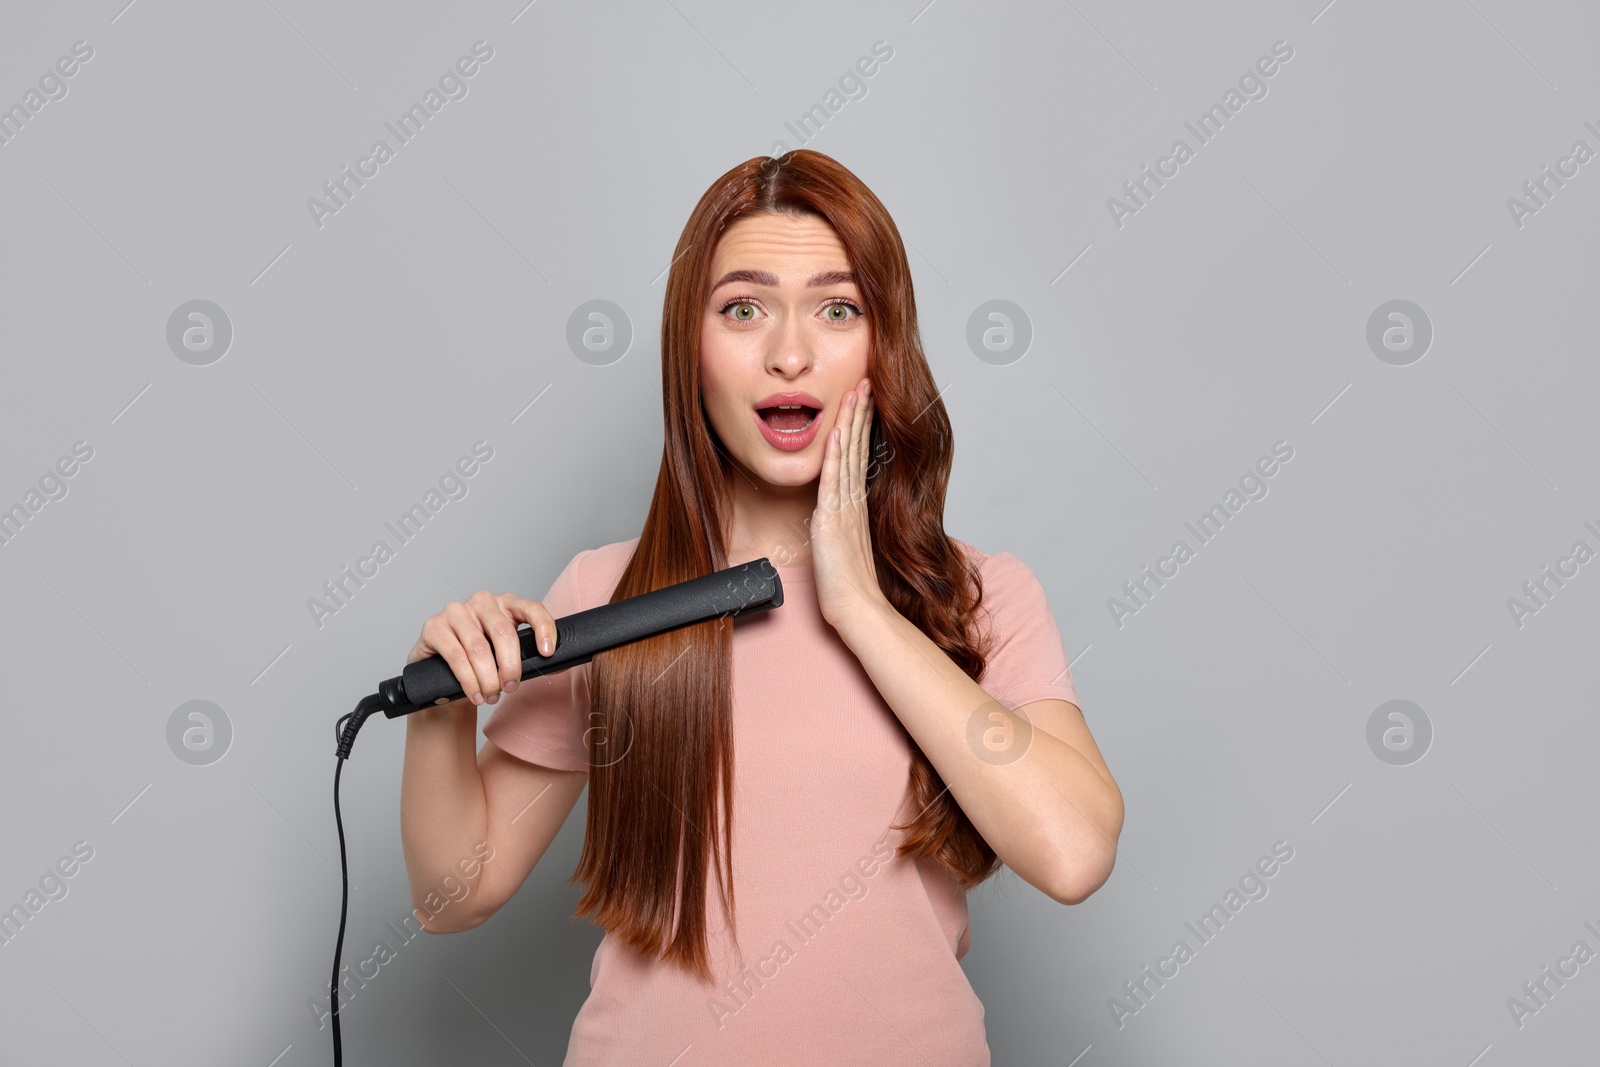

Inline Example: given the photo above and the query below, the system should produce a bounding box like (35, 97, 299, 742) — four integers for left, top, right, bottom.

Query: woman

(399, 149, 1123, 1064)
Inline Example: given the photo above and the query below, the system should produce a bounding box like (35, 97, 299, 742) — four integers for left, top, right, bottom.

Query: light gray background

(2, 1, 1596, 1064)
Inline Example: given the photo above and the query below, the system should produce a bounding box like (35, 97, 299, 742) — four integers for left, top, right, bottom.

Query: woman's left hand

(812, 377, 886, 626)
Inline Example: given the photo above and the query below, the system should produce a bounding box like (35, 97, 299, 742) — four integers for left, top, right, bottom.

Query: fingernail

(471, 692, 483, 705)
(505, 679, 519, 693)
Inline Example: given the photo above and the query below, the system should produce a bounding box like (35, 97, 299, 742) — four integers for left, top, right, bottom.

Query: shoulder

(952, 539, 1054, 628)
(952, 542, 1079, 707)
(568, 537, 641, 610)
(952, 538, 1039, 589)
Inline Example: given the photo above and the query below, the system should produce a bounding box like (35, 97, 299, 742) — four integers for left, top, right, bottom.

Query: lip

(753, 391, 825, 452)
(754, 391, 823, 410)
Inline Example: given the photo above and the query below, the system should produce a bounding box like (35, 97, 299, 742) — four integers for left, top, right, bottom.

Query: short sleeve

(481, 549, 593, 771)
(974, 551, 1082, 714)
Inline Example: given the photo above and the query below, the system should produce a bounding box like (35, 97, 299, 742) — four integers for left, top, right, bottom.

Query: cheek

(698, 339, 743, 433)
(698, 321, 734, 384)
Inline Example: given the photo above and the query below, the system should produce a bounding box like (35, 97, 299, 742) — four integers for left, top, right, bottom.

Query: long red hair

(571, 149, 1001, 981)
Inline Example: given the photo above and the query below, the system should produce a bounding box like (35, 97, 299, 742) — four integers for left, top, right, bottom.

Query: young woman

(399, 149, 1123, 1064)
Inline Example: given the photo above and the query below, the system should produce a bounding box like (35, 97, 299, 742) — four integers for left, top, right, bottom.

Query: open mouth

(756, 405, 820, 433)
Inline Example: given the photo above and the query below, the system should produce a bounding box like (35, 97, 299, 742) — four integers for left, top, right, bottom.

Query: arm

(400, 555, 595, 932)
(830, 596, 1123, 905)
(808, 380, 1121, 905)
(400, 703, 586, 933)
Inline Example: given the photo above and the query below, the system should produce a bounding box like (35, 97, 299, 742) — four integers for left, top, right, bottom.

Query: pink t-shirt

(483, 536, 1081, 1065)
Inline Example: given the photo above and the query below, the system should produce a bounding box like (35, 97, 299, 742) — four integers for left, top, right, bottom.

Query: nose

(763, 310, 816, 378)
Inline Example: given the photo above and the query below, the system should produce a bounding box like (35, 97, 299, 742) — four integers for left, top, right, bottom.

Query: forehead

(708, 212, 851, 278)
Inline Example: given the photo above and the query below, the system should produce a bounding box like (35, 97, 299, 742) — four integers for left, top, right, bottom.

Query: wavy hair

(570, 149, 1001, 982)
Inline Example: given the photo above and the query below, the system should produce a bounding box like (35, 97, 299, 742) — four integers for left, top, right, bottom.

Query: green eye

(718, 297, 862, 322)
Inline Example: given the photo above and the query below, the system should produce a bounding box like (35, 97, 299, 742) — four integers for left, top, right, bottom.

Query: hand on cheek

(812, 378, 884, 625)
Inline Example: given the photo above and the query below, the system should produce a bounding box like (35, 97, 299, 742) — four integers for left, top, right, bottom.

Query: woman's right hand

(406, 591, 558, 706)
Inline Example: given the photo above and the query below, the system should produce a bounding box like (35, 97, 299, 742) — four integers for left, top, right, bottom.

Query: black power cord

(329, 696, 383, 1065)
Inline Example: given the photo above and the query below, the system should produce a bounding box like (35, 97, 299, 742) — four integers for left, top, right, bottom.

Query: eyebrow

(709, 269, 857, 291)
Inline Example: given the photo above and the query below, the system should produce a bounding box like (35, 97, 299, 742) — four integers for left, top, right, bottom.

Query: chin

(758, 464, 822, 489)
(738, 449, 821, 488)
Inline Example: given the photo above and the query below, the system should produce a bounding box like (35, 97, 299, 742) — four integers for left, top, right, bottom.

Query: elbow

(1046, 788, 1124, 906)
(415, 902, 493, 935)
(408, 873, 507, 934)
(1046, 843, 1116, 906)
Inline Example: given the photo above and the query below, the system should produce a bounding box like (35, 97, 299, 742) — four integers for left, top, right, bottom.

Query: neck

(725, 464, 819, 567)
